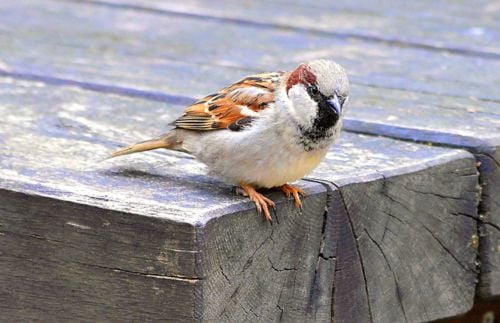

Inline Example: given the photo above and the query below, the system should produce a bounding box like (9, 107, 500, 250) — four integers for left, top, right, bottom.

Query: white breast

(182, 112, 333, 188)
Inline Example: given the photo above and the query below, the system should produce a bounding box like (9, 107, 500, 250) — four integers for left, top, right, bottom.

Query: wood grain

(0, 0, 497, 318)
(0, 77, 481, 321)
(0, 190, 202, 322)
(0, 0, 498, 101)
(476, 150, 500, 297)
(87, 0, 500, 57)
(309, 135, 480, 322)
(0, 77, 329, 321)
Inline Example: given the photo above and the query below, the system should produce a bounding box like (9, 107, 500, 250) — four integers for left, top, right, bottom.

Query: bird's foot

(238, 183, 275, 222)
(279, 183, 306, 209)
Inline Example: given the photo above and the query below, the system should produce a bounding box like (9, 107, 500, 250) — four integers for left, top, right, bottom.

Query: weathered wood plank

(0, 0, 499, 101)
(308, 136, 480, 322)
(346, 86, 500, 145)
(0, 77, 329, 321)
(1, 0, 497, 139)
(32, 0, 497, 301)
(476, 150, 500, 297)
(323, 80, 500, 301)
(1, 1, 497, 154)
(93, 0, 500, 56)
(199, 192, 329, 322)
(0, 190, 202, 322)
(0, 77, 480, 321)
(0, 0, 495, 315)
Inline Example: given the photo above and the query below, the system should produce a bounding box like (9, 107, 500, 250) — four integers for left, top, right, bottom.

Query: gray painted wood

(91, 0, 500, 57)
(1, 0, 499, 101)
(0, 77, 480, 321)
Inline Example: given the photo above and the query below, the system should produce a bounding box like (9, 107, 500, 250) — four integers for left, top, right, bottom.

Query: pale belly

(244, 147, 328, 188)
(184, 127, 331, 188)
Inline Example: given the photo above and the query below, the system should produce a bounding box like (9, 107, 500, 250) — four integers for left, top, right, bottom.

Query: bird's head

(284, 59, 349, 135)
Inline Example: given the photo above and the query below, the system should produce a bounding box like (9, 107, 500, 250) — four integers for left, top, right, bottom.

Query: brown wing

(174, 72, 284, 131)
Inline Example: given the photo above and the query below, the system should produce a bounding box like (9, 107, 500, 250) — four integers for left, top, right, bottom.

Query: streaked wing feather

(174, 72, 283, 131)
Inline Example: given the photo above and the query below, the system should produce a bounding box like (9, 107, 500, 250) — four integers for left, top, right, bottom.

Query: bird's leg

(279, 183, 306, 209)
(238, 182, 275, 222)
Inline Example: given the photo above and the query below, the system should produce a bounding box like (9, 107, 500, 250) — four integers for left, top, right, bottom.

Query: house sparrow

(110, 59, 349, 222)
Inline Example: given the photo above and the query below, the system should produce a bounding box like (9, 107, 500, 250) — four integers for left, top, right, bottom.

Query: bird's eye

(309, 84, 319, 96)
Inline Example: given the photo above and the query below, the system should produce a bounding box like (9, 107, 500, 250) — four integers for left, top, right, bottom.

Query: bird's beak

(327, 94, 342, 116)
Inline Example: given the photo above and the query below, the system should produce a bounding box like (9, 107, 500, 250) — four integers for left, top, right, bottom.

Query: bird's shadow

(102, 165, 234, 196)
(101, 165, 286, 203)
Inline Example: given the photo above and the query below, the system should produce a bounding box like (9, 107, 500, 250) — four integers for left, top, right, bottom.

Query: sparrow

(109, 59, 349, 222)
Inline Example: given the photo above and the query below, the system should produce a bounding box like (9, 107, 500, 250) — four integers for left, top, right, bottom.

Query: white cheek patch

(287, 84, 317, 128)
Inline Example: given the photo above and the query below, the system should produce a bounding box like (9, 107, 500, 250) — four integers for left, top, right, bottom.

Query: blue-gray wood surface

(0, 0, 498, 322)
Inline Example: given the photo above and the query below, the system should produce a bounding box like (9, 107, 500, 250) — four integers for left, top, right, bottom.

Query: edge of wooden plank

(344, 118, 500, 152)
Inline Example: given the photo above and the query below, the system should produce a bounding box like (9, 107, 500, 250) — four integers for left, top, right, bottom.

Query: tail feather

(108, 132, 178, 159)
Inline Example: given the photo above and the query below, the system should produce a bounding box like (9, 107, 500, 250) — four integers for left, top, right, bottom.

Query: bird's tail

(108, 131, 179, 159)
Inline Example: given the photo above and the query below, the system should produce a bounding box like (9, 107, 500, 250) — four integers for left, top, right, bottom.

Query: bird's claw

(239, 183, 275, 223)
(280, 183, 306, 209)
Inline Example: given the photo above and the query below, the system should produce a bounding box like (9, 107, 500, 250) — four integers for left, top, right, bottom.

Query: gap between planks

(63, 0, 500, 60)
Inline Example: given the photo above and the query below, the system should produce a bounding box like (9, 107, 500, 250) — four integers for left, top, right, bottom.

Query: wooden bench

(0, 0, 498, 322)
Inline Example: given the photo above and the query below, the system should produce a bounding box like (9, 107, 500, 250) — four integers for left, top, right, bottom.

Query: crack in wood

(276, 304, 284, 322)
(363, 229, 409, 323)
(302, 179, 338, 319)
(385, 199, 477, 275)
(219, 264, 231, 284)
(267, 257, 297, 272)
(379, 170, 479, 315)
(452, 211, 480, 221)
(484, 221, 500, 232)
(276, 280, 286, 322)
(401, 184, 475, 202)
(238, 303, 252, 318)
(381, 209, 405, 225)
(335, 185, 375, 323)
(241, 232, 272, 273)
(380, 224, 398, 244)
(423, 224, 476, 274)
(73, 261, 203, 282)
(219, 309, 230, 321)
(214, 228, 277, 320)
(382, 183, 476, 275)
